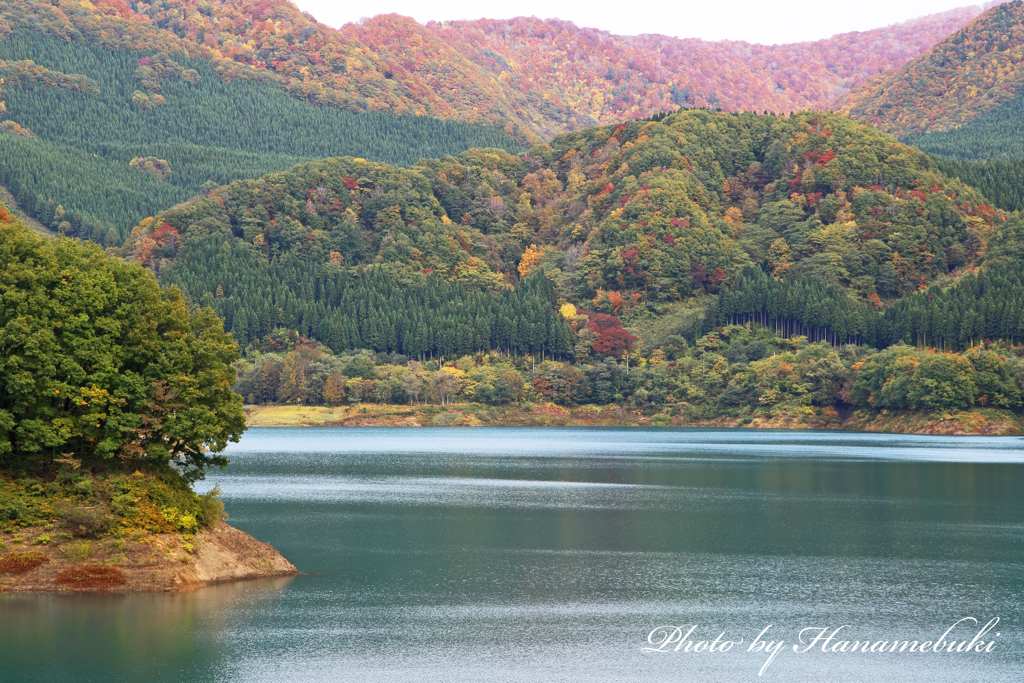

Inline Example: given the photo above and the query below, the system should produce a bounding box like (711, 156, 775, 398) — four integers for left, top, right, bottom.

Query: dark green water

(2, 428, 1023, 682)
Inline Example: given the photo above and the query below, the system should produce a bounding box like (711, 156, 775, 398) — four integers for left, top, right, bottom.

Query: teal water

(2, 428, 1023, 682)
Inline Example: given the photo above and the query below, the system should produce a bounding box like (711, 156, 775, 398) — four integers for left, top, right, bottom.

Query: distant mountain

(840, 1, 1024, 137)
(427, 9, 983, 132)
(0, 0, 985, 139)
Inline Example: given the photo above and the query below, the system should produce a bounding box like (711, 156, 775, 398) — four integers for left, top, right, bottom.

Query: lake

(2, 427, 1023, 682)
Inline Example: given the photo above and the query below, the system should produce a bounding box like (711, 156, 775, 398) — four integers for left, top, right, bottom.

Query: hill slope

(840, 1, 1024, 137)
(120, 109, 1016, 355)
(105, 110, 1024, 429)
(429, 9, 983, 129)
(0, 32, 524, 244)
(0, 0, 984, 139)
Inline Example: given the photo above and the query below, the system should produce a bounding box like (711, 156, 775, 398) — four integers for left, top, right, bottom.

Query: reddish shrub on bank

(55, 565, 127, 589)
(0, 551, 49, 574)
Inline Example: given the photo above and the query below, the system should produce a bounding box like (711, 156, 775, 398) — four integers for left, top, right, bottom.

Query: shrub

(196, 486, 227, 529)
(60, 504, 114, 538)
(66, 541, 92, 562)
(0, 494, 32, 526)
(55, 565, 127, 589)
(431, 412, 462, 426)
(0, 550, 49, 573)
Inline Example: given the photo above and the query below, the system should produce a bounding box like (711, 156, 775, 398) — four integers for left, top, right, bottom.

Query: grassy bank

(244, 404, 1024, 435)
(0, 470, 295, 592)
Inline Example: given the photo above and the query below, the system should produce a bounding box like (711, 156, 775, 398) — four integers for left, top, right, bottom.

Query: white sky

(291, 0, 987, 45)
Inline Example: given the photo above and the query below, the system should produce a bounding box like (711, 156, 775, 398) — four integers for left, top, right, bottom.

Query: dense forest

(129, 108, 1006, 318)
(2, 1, 1022, 425)
(348, 9, 979, 132)
(166, 259, 576, 359)
(901, 89, 1024, 216)
(0, 0, 981, 139)
(111, 106, 1024, 421)
(905, 92, 1024, 162)
(841, 1, 1024, 136)
(0, 32, 524, 244)
(931, 157, 1024, 212)
(0, 203, 243, 480)
(0, 0, 1009, 246)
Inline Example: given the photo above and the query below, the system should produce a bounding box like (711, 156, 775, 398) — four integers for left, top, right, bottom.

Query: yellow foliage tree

(723, 207, 744, 237)
(768, 238, 793, 279)
(518, 244, 545, 278)
(559, 303, 577, 319)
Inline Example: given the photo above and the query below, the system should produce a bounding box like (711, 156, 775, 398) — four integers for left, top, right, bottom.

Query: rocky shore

(0, 521, 296, 593)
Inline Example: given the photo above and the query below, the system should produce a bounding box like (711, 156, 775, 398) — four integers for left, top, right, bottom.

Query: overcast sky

(291, 0, 987, 45)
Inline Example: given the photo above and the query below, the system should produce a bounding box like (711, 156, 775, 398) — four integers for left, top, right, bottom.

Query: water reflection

(0, 578, 292, 682)
(2, 428, 1023, 682)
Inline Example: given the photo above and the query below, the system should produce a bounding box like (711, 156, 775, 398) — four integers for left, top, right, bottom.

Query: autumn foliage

(841, 2, 1024, 135)
(518, 244, 545, 278)
(0, 0, 984, 138)
(587, 313, 637, 357)
(0, 551, 48, 574)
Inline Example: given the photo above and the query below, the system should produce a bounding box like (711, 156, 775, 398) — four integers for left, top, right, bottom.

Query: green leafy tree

(0, 207, 243, 480)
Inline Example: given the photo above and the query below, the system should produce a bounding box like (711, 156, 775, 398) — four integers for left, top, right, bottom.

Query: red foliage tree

(587, 313, 637, 358)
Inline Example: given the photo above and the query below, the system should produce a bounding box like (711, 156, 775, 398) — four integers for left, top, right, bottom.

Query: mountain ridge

(0, 0, 990, 138)
(840, 0, 1024, 136)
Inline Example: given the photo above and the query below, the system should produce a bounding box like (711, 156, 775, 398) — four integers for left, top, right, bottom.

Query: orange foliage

(606, 291, 625, 313)
(841, 2, 1024, 135)
(0, 551, 48, 574)
(0, 0, 982, 138)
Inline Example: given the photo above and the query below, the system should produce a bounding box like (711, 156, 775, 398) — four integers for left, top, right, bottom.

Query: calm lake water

(2, 427, 1024, 682)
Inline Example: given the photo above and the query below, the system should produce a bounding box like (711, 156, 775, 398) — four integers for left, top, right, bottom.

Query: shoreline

(243, 404, 1024, 436)
(0, 521, 296, 593)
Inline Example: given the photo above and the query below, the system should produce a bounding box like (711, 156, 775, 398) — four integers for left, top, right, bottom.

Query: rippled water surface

(3, 427, 1024, 682)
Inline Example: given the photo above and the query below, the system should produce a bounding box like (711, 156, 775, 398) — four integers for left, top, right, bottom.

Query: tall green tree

(0, 205, 244, 480)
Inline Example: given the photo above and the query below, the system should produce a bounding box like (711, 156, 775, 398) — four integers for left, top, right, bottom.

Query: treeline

(712, 267, 878, 346)
(0, 32, 524, 243)
(878, 265, 1024, 350)
(709, 263, 1024, 353)
(234, 324, 1024, 417)
(167, 256, 574, 360)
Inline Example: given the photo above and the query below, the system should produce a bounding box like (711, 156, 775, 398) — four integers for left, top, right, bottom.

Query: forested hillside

(122, 109, 1022, 366)
(0, 0, 997, 239)
(0, 0, 983, 139)
(904, 91, 1024, 161)
(427, 8, 982, 124)
(930, 158, 1024, 212)
(0, 32, 523, 245)
(840, 1, 1024, 137)
(904, 91, 1024, 214)
(4, 1, 1022, 426)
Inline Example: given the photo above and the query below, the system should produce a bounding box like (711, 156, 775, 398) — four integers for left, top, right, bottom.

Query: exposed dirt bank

(0, 521, 296, 593)
(244, 403, 1024, 435)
